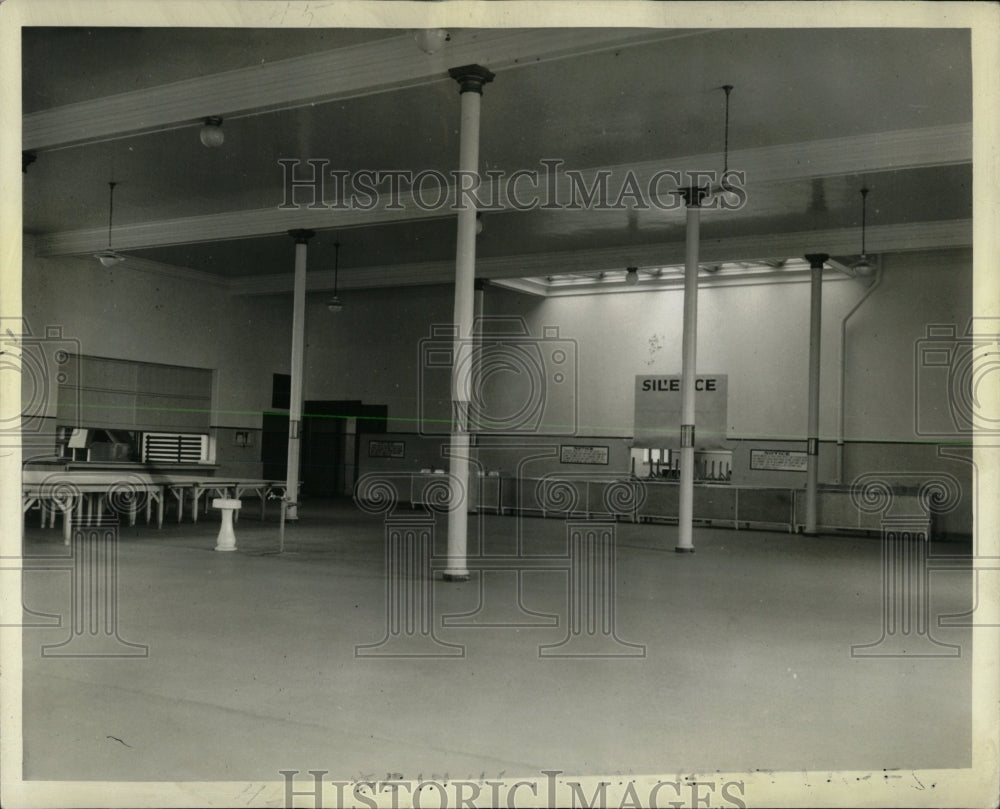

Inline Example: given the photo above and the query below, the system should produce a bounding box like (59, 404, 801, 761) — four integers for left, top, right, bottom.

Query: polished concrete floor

(20, 498, 973, 782)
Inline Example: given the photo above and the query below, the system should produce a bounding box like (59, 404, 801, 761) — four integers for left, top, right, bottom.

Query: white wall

(23, 240, 973, 528)
(23, 241, 290, 432)
(843, 249, 973, 443)
(301, 283, 453, 431)
(482, 253, 973, 445)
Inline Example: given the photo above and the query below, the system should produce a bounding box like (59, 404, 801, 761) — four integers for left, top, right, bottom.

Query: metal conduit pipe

(835, 265, 883, 483)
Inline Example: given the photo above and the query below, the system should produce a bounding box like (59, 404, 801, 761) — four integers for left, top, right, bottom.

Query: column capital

(804, 252, 829, 268)
(678, 185, 709, 208)
(288, 229, 315, 244)
(448, 64, 495, 94)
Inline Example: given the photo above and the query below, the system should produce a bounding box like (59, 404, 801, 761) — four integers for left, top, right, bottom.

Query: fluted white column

(284, 229, 314, 520)
(676, 186, 706, 553)
(444, 65, 494, 581)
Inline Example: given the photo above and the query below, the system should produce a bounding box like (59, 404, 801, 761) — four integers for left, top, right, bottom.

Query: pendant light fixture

(94, 181, 125, 267)
(326, 240, 343, 312)
(704, 84, 735, 203)
(852, 186, 875, 276)
(414, 29, 450, 55)
(199, 116, 225, 148)
(720, 84, 733, 188)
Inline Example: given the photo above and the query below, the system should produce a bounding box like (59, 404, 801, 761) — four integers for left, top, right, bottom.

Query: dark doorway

(261, 412, 289, 481)
(262, 401, 387, 496)
(303, 400, 388, 496)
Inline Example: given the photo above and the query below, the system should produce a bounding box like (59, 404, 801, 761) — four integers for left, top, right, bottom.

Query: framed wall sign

(368, 439, 405, 459)
(559, 444, 609, 465)
(750, 448, 807, 472)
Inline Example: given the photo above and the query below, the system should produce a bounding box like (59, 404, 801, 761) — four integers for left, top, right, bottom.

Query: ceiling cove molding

(35, 124, 970, 257)
(24, 28, 697, 152)
(226, 219, 971, 296)
(490, 267, 858, 298)
(116, 255, 230, 287)
(35, 198, 455, 256)
(635, 122, 971, 184)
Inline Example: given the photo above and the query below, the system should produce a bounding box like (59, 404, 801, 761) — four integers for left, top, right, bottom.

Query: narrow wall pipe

(836, 265, 883, 483)
(803, 253, 828, 535)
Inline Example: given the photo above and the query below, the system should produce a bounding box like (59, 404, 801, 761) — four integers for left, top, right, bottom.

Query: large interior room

(5, 5, 999, 809)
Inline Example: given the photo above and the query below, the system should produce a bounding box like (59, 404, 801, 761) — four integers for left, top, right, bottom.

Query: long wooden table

(22, 471, 293, 544)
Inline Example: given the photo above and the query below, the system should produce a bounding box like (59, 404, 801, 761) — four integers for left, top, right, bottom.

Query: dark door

(260, 412, 289, 480)
(302, 403, 349, 497)
(301, 400, 388, 496)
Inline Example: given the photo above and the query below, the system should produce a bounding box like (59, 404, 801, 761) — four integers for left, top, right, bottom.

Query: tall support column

(803, 253, 828, 535)
(285, 229, 314, 521)
(444, 65, 494, 582)
(676, 186, 706, 553)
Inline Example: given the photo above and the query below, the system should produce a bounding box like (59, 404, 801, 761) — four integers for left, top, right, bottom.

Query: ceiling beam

(34, 123, 970, 257)
(23, 28, 705, 152)
(225, 219, 971, 295)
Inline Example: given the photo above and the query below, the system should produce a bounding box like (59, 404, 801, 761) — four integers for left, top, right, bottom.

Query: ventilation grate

(143, 432, 207, 463)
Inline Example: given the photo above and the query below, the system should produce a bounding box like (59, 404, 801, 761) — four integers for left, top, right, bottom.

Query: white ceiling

(21, 25, 972, 293)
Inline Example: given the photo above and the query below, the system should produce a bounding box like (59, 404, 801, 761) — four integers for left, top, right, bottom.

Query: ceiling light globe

(414, 29, 450, 55)
(853, 256, 875, 277)
(625, 267, 640, 286)
(199, 118, 225, 148)
(95, 251, 124, 267)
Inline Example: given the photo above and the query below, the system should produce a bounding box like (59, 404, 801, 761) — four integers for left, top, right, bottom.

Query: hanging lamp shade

(702, 84, 737, 205)
(852, 187, 875, 276)
(327, 240, 343, 312)
(199, 117, 225, 148)
(94, 181, 125, 267)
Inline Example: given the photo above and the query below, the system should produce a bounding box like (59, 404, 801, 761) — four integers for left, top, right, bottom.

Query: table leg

(62, 498, 74, 545)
